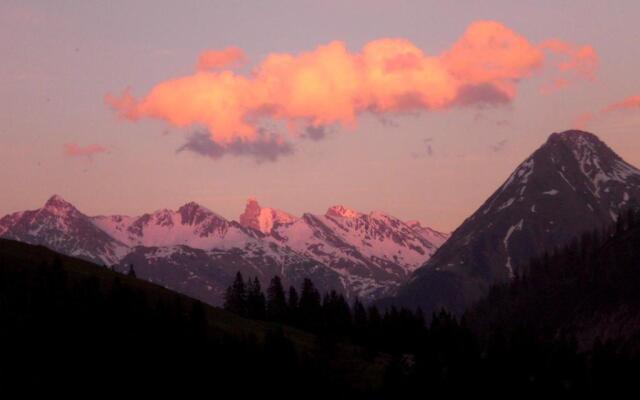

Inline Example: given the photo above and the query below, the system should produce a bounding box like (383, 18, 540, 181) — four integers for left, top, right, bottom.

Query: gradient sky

(2, 0, 640, 232)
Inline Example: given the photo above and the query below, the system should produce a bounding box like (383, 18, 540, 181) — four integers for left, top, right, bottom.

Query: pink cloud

(603, 95, 640, 113)
(64, 143, 109, 158)
(106, 21, 597, 153)
(573, 95, 640, 129)
(196, 47, 246, 71)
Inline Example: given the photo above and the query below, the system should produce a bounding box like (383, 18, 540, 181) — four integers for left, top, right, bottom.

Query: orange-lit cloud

(64, 143, 108, 157)
(540, 39, 597, 80)
(106, 21, 597, 151)
(196, 47, 246, 71)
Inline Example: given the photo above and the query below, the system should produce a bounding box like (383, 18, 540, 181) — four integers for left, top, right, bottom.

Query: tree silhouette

(223, 272, 247, 316)
(246, 277, 266, 319)
(298, 278, 322, 331)
(266, 276, 287, 322)
(127, 263, 136, 278)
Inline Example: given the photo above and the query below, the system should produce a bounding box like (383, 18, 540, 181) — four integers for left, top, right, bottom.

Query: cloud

(63, 143, 108, 158)
(602, 95, 640, 113)
(572, 95, 640, 129)
(540, 40, 598, 80)
(303, 125, 332, 141)
(196, 47, 246, 71)
(538, 40, 597, 93)
(452, 83, 512, 107)
(177, 130, 294, 162)
(106, 20, 596, 160)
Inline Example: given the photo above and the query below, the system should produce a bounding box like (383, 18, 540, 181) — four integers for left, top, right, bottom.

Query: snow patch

(503, 219, 524, 278)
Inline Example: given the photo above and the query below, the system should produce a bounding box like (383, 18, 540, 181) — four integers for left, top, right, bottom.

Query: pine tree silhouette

(246, 277, 266, 319)
(223, 272, 247, 316)
(266, 276, 287, 322)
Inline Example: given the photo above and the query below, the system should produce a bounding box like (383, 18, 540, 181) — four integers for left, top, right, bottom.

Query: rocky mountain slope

(0, 196, 447, 305)
(391, 130, 640, 315)
(239, 201, 447, 299)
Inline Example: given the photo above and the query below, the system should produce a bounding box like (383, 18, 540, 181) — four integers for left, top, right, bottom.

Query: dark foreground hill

(0, 239, 386, 396)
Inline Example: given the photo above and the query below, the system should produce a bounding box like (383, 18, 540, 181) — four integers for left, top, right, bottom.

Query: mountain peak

(178, 201, 223, 226)
(178, 201, 212, 214)
(394, 129, 640, 316)
(548, 129, 600, 143)
(43, 195, 76, 213)
(239, 198, 297, 233)
(326, 205, 361, 219)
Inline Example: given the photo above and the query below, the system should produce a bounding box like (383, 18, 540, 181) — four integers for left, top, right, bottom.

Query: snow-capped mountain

(239, 200, 449, 299)
(0, 195, 128, 264)
(391, 130, 640, 315)
(405, 220, 450, 248)
(92, 202, 250, 249)
(0, 195, 447, 305)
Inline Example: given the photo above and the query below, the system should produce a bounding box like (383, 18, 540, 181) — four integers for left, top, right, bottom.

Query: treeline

(223, 273, 426, 354)
(222, 209, 640, 395)
(468, 208, 640, 348)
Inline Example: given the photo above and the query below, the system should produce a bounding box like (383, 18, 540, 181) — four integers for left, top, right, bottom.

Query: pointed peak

(239, 197, 264, 231)
(369, 210, 393, 219)
(326, 205, 361, 219)
(240, 197, 260, 214)
(178, 201, 224, 225)
(44, 194, 74, 209)
(546, 130, 605, 148)
(178, 201, 211, 213)
(239, 198, 296, 233)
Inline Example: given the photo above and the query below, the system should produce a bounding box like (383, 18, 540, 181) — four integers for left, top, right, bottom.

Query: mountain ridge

(0, 194, 447, 305)
(391, 129, 640, 315)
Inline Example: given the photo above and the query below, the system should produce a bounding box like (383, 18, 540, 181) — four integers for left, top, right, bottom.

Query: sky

(1, 0, 640, 232)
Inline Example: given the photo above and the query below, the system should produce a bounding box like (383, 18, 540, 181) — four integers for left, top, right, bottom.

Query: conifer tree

(299, 278, 322, 331)
(246, 277, 266, 319)
(287, 286, 299, 324)
(224, 272, 247, 316)
(127, 264, 136, 278)
(266, 276, 287, 322)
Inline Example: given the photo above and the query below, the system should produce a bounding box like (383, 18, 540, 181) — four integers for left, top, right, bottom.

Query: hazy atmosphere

(3, 1, 640, 231)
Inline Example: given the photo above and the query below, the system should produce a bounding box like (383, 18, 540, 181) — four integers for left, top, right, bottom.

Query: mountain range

(0, 195, 448, 306)
(391, 130, 640, 315)
(2, 129, 639, 315)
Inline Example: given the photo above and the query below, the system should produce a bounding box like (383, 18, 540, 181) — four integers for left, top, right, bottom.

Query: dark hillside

(0, 239, 385, 396)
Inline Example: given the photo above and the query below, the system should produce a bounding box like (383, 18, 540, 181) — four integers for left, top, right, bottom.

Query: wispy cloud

(573, 95, 640, 129)
(63, 143, 109, 159)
